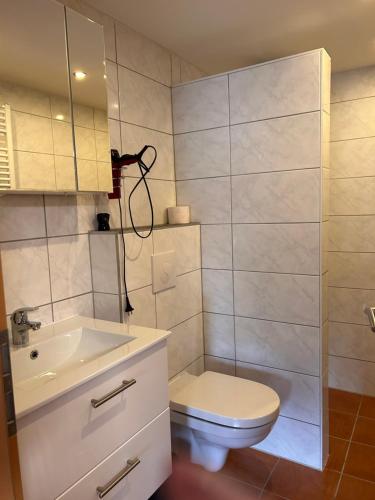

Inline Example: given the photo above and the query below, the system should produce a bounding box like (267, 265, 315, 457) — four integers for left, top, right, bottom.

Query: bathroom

(0, 0, 374, 498)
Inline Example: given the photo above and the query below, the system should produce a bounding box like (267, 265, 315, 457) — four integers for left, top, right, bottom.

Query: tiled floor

(158, 389, 375, 500)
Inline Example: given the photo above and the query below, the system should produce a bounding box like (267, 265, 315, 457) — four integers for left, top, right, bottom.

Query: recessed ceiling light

(55, 114, 64, 120)
(73, 71, 87, 81)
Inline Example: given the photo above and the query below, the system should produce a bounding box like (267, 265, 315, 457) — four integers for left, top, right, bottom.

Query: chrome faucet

(11, 307, 41, 346)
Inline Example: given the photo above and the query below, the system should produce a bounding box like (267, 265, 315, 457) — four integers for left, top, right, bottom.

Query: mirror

(0, 0, 112, 193)
(65, 8, 112, 192)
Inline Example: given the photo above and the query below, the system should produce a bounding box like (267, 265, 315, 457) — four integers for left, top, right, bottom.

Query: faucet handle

(11, 306, 39, 324)
(364, 305, 375, 332)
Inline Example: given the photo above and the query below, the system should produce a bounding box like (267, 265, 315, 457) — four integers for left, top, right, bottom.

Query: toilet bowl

(169, 371, 280, 472)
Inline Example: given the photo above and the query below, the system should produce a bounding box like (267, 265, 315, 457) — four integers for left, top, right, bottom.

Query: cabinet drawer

(18, 343, 169, 500)
(57, 409, 172, 500)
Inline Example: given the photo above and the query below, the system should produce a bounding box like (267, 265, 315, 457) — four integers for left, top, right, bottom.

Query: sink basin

(11, 327, 134, 390)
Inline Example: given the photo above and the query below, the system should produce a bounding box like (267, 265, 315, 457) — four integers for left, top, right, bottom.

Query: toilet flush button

(152, 251, 177, 293)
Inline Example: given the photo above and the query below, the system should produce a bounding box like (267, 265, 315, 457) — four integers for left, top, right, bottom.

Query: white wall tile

(13, 152, 56, 191)
(329, 287, 375, 326)
(156, 269, 202, 330)
(201, 224, 232, 270)
(75, 126, 96, 161)
(330, 178, 375, 215)
(176, 177, 231, 224)
(122, 231, 153, 291)
(331, 66, 375, 103)
(331, 97, 375, 141)
(329, 355, 375, 396)
(0, 80, 51, 117)
(329, 252, 375, 289)
(90, 233, 119, 294)
(168, 314, 203, 378)
(105, 60, 119, 120)
(203, 312, 235, 359)
(233, 223, 320, 275)
(174, 127, 230, 180)
(0, 239, 51, 312)
(153, 225, 201, 276)
(93, 292, 121, 323)
(51, 120, 74, 157)
(234, 271, 319, 326)
(204, 355, 235, 376)
(108, 119, 121, 151)
(231, 112, 321, 175)
(237, 361, 320, 424)
(118, 66, 172, 134)
(235, 317, 320, 375)
(180, 60, 205, 83)
(329, 322, 375, 363)
(73, 104, 94, 129)
(48, 234, 92, 302)
(202, 269, 233, 315)
(53, 293, 93, 322)
(12, 111, 53, 153)
(127, 286, 156, 328)
(330, 137, 375, 179)
(232, 170, 320, 223)
(0, 195, 46, 242)
(329, 216, 375, 252)
(229, 52, 321, 124)
(116, 22, 171, 86)
(44, 194, 95, 237)
(172, 76, 229, 134)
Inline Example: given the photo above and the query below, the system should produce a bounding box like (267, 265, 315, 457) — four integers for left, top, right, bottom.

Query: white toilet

(169, 371, 280, 472)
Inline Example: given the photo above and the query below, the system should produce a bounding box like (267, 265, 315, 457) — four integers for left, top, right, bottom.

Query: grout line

(260, 457, 280, 497)
(203, 310, 320, 329)
(204, 267, 320, 277)
(329, 354, 375, 366)
(116, 61, 171, 89)
(331, 94, 375, 105)
(331, 134, 375, 143)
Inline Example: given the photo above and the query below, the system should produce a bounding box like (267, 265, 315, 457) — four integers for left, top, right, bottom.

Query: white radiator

(0, 104, 15, 190)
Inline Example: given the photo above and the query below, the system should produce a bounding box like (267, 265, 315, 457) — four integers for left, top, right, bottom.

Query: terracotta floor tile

(221, 448, 278, 489)
(325, 437, 349, 472)
(329, 410, 356, 439)
(260, 491, 289, 499)
(352, 416, 375, 446)
(329, 388, 361, 414)
(336, 474, 375, 500)
(360, 395, 375, 419)
(344, 442, 375, 482)
(264, 459, 340, 500)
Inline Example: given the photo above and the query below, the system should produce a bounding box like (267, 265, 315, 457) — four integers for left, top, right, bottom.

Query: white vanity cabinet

(16, 342, 172, 500)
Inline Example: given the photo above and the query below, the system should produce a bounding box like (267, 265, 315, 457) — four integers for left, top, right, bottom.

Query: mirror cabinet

(0, 0, 112, 193)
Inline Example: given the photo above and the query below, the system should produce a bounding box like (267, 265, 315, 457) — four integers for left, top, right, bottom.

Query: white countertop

(11, 316, 170, 418)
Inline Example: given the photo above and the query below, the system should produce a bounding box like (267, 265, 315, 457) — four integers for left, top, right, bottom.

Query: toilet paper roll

(167, 206, 190, 225)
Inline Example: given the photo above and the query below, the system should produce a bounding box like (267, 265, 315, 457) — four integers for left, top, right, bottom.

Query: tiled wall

(90, 224, 204, 379)
(0, 0, 204, 328)
(173, 49, 331, 469)
(328, 65, 375, 396)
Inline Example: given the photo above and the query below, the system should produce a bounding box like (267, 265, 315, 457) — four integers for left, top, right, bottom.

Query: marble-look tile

(234, 271, 320, 326)
(329, 252, 375, 289)
(331, 66, 375, 103)
(0, 195, 46, 242)
(232, 169, 320, 223)
(329, 355, 375, 397)
(229, 52, 321, 124)
(153, 225, 201, 276)
(201, 224, 232, 270)
(329, 216, 375, 252)
(172, 75, 229, 134)
(12, 111, 53, 154)
(202, 269, 233, 315)
(176, 177, 231, 224)
(121, 123, 174, 180)
(94, 108, 108, 132)
(126, 286, 156, 328)
(73, 104, 94, 129)
(104, 60, 119, 120)
(230, 112, 321, 175)
(329, 322, 375, 363)
(322, 111, 330, 168)
(322, 220, 329, 274)
(185, 356, 205, 377)
(322, 168, 330, 222)
(53, 293, 93, 322)
(254, 416, 321, 469)
(237, 361, 320, 424)
(93, 293, 121, 323)
(77, 159, 99, 191)
(174, 127, 230, 180)
(233, 223, 320, 275)
(180, 60, 205, 83)
(0, 239, 51, 313)
(96, 161, 111, 192)
(52, 120, 74, 157)
(329, 287, 375, 326)
(171, 54, 181, 85)
(156, 269, 202, 330)
(95, 130, 110, 162)
(118, 66, 172, 134)
(168, 314, 204, 379)
(13, 152, 56, 191)
(331, 97, 375, 141)
(90, 233, 120, 294)
(44, 194, 95, 237)
(121, 231, 153, 292)
(50, 96, 71, 123)
(330, 137, 375, 179)
(48, 234, 92, 302)
(330, 177, 375, 215)
(108, 119, 121, 151)
(321, 49, 331, 114)
(204, 355, 236, 375)
(75, 126, 96, 161)
(322, 272, 329, 324)
(235, 316, 320, 375)
(116, 22, 171, 86)
(55, 156, 76, 191)
(0, 80, 51, 117)
(203, 312, 235, 359)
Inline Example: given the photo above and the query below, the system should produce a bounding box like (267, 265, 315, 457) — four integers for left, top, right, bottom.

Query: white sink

(11, 327, 134, 389)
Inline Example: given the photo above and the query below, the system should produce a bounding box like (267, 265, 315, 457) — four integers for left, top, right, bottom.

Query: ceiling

(86, 0, 375, 75)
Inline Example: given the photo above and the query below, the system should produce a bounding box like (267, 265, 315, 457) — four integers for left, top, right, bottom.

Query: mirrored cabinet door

(65, 8, 113, 193)
(0, 0, 75, 192)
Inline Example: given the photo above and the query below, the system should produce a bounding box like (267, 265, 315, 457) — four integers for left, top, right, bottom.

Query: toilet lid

(170, 371, 280, 429)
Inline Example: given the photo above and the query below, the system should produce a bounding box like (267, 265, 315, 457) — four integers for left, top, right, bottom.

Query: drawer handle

(91, 379, 136, 408)
(96, 457, 141, 498)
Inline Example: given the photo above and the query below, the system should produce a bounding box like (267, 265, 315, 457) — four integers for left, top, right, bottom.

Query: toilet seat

(169, 371, 280, 429)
